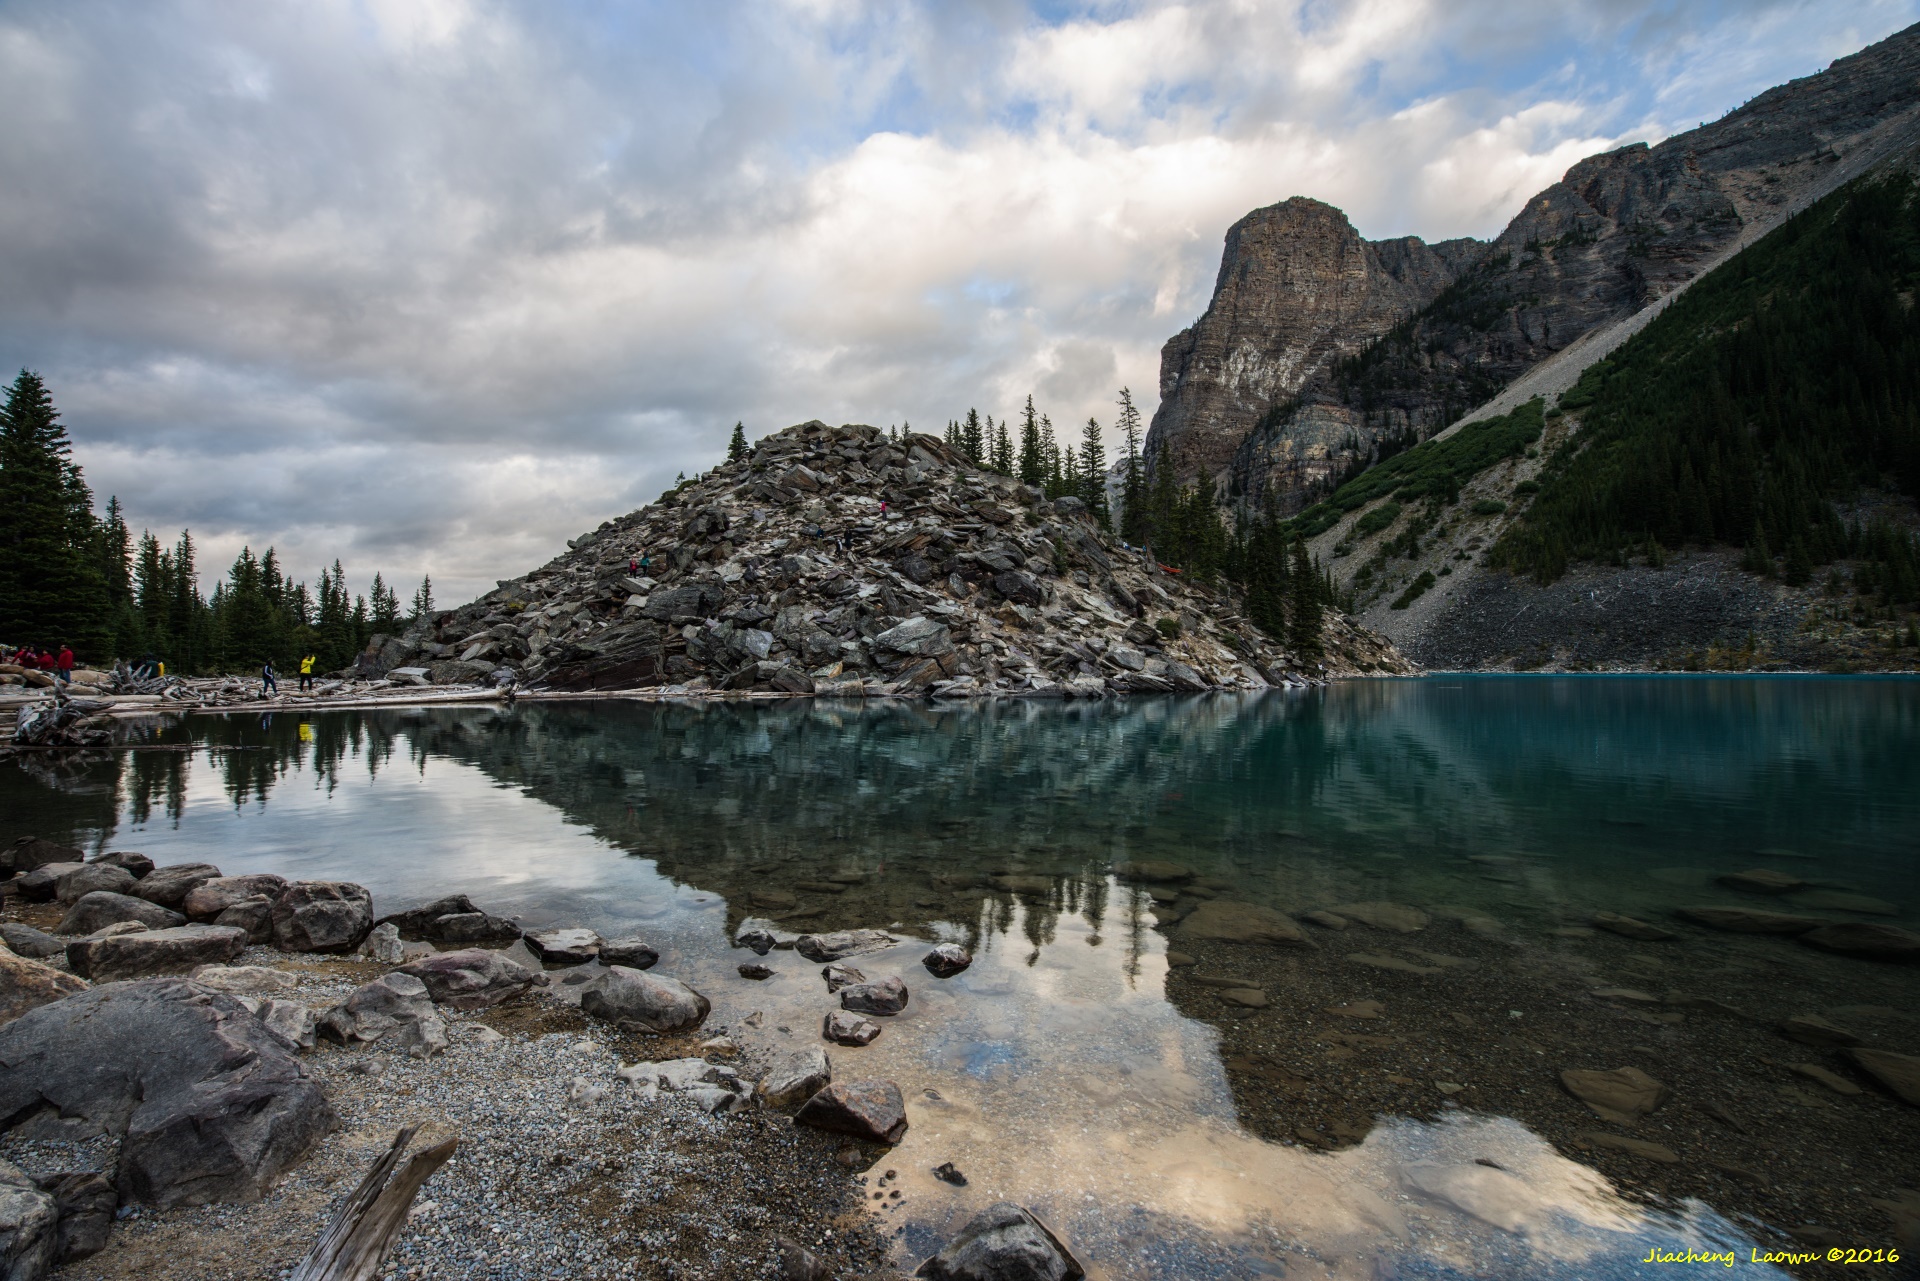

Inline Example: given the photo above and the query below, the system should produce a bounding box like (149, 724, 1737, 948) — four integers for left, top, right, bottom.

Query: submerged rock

(1675, 905, 1827, 934)
(758, 1047, 832, 1109)
(1847, 1048, 1920, 1105)
(526, 928, 603, 965)
(1592, 912, 1678, 941)
(1799, 922, 1920, 963)
(1326, 901, 1429, 933)
(795, 930, 898, 963)
(840, 977, 909, 1016)
(794, 1079, 909, 1144)
(914, 1202, 1086, 1281)
(1560, 1066, 1668, 1125)
(924, 944, 972, 978)
(598, 937, 659, 969)
(823, 1010, 882, 1046)
(1178, 901, 1312, 947)
(1716, 868, 1807, 894)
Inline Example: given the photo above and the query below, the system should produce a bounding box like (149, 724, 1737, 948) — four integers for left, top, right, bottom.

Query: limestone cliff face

(1154, 20, 1920, 516)
(1145, 198, 1483, 491)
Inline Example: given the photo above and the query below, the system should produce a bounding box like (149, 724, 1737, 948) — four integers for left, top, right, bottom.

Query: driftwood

(290, 1127, 458, 1281)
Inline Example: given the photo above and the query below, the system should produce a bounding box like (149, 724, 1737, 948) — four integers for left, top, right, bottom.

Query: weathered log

(289, 1126, 457, 1281)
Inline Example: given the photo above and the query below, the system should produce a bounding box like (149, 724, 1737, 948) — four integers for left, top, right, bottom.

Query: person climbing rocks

(261, 659, 278, 696)
(299, 653, 317, 692)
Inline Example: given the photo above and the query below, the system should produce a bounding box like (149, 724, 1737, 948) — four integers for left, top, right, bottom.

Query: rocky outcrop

(430, 421, 1408, 694)
(1152, 21, 1920, 516)
(1148, 198, 1482, 493)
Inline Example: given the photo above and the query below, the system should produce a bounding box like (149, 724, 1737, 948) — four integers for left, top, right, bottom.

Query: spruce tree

(1079, 417, 1109, 525)
(963, 409, 985, 464)
(991, 417, 1015, 476)
(0, 370, 108, 654)
(1017, 396, 1045, 486)
(1287, 536, 1323, 659)
(1117, 389, 1146, 543)
(411, 575, 435, 622)
(727, 421, 748, 462)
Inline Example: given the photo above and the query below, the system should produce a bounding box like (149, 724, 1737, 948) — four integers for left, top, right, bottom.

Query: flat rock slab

(189, 965, 298, 994)
(1217, 988, 1269, 1008)
(579, 966, 709, 1033)
(1327, 902, 1429, 933)
(1778, 1014, 1863, 1047)
(914, 1201, 1086, 1281)
(132, 863, 223, 910)
(824, 1010, 882, 1045)
(0, 978, 336, 1208)
(1792, 890, 1900, 916)
(1347, 953, 1441, 976)
(15, 863, 86, 903)
(0, 923, 65, 960)
(1561, 1066, 1668, 1125)
(795, 930, 898, 963)
(759, 1047, 832, 1110)
(1592, 912, 1679, 941)
(1304, 911, 1349, 930)
(1717, 869, 1807, 894)
(794, 1079, 908, 1144)
(1179, 901, 1312, 947)
(182, 875, 289, 922)
(526, 928, 603, 965)
(1799, 922, 1920, 963)
(57, 890, 184, 935)
(1112, 861, 1193, 882)
(840, 977, 908, 1016)
(598, 937, 658, 969)
(1580, 1133, 1681, 1164)
(1848, 1048, 1920, 1106)
(1791, 1064, 1863, 1096)
(0, 950, 89, 1027)
(67, 925, 248, 982)
(399, 948, 544, 1010)
(55, 863, 136, 905)
(923, 944, 971, 978)
(1327, 1000, 1386, 1020)
(1676, 906, 1827, 935)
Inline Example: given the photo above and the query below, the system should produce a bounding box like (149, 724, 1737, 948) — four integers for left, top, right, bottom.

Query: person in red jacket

(56, 645, 75, 684)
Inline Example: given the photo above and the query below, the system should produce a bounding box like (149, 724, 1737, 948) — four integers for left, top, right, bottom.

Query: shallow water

(7, 676, 1919, 1277)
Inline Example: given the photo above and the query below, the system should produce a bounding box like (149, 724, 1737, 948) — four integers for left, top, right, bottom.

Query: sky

(3, 0, 1917, 605)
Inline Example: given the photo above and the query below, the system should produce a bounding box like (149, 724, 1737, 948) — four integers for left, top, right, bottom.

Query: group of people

(2, 644, 77, 683)
(258, 654, 319, 695)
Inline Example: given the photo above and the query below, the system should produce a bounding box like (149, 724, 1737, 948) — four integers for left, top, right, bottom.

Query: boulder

(188, 965, 297, 995)
(794, 930, 898, 963)
(759, 1047, 832, 1110)
(132, 863, 223, 910)
(66, 925, 248, 982)
(1675, 905, 1826, 934)
(1560, 1066, 1668, 1126)
(271, 881, 373, 954)
(793, 1080, 909, 1144)
(578, 966, 710, 1033)
(376, 894, 484, 940)
(822, 963, 866, 992)
(525, 928, 602, 966)
(823, 1010, 882, 1046)
(56, 890, 185, 935)
(924, 944, 972, 978)
(915, 1202, 1086, 1281)
(1847, 1048, 1920, 1106)
(363, 921, 405, 964)
(2, 838, 83, 879)
(0, 1159, 58, 1280)
(182, 875, 289, 922)
(1799, 922, 1920, 963)
(1178, 900, 1313, 947)
(243, 998, 319, 1053)
(429, 911, 522, 946)
(54, 863, 135, 905)
(0, 950, 89, 1027)
(1716, 868, 1806, 894)
(598, 937, 659, 969)
(840, 977, 909, 1016)
(398, 948, 544, 1010)
(319, 973, 448, 1057)
(14, 863, 85, 903)
(212, 896, 275, 944)
(1326, 901, 1429, 933)
(89, 851, 155, 879)
(44, 1169, 115, 1262)
(1592, 912, 1679, 941)
(0, 924, 64, 961)
(0, 978, 336, 1208)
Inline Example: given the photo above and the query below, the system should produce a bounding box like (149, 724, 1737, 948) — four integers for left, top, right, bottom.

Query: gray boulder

(183, 875, 289, 922)
(579, 967, 710, 1033)
(375, 895, 521, 946)
(758, 1047, 832, 1110)
(0, 951, 89, 1029)
(132, 863, 223, 910)
(398, 948, 543, 1010)
(840, 977, 908, 1016)
(271, 881, 373, 954)
(88, 851, 155, 879)
(2, 838, 83, 878)
(44, 1170, 116, 1262)
(212, 896, 275, 944)
(0, 1160, 57, 1280)
(915, 1202, 1086, 1281)
(66, 925, 248, 982)
(56, 890, 185, 936)
(598, 937, 659, 969)
(794, 930, 897, 963)
(0, 978, 336, 1208)
(924, 944, 972, 978)
(794, 1079, 908, 1144)
(0, 924, 65, 961)
(54, 863, 135, 905)
(823, 1011, 881, 1046)
(14, 863, 85, 904)
(319, 973, 447, 1057)
(525, 928, 601, 965)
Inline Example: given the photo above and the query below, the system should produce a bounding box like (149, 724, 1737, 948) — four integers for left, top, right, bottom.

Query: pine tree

(370, 572, 400, 631)
(1079, 417, 1109, 525)
(727, 421, 748, 462)
(1117, 389, 1146, 543)
(410, 575, 435, 622)
(963, 409, 985, 464)
(1018, 395, 1045, 486)
(1287, 536, 1323, 659)
(0, 370, 109, 654)
(991, 417, 1015, 476)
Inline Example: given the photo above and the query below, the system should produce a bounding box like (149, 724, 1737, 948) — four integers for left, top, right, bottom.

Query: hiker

(629, 557, 638, 575)
(639, 553, 652, 575)
(299, 653, 317, 692)
(261, 659, 278, 696)
(55, 645, 74, 685)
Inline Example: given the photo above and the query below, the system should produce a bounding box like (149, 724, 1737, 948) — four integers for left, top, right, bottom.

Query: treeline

(0, 369, 430, 674)
(1491, 171, 1920, 601)
(940, 394, 1114, 521)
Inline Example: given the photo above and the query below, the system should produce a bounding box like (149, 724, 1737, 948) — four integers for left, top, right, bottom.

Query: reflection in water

(7, 677, 1919, 1276)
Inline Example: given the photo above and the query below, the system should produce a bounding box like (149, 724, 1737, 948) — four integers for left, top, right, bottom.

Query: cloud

(1, 0, 1914, 604)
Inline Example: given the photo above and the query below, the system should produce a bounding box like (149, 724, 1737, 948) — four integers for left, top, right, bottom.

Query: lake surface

(7, 676, 1919, 1278)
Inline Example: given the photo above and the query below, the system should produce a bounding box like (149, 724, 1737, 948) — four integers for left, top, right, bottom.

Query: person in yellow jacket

(299, 654, 317, 692)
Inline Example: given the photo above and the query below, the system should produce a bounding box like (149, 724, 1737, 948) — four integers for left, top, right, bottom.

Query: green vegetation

(1491, 171, 1920, 594)
(1391, 571, 1437, 610)
(1292, 399, 1545, 537)
(944, 393, 1113, 525)
(1353, 502, 1402, 537)
(1470, 498, 1508, 516)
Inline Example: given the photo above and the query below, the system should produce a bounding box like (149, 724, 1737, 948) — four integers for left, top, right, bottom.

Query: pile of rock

(357, 421, 1408, 697)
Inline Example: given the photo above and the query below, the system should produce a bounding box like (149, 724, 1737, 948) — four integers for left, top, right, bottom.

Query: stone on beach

(598, 937, 659, 969)
(795, 930, 898, 963)
(0, 978, 336, 1208)
(66, 924, 248, 982)
(2, 837, 83, 877)
(0, 950, 89, 1027)
(320, 972, 449, 1056)
(182, 874, 289, 922)
(56, 890, 184, 935)
(923, 944, 972, 978)
(13, 863, 85, 903)
(89, 851, 155, 879)
(579, 966, 710, 1033)
(1560, 1066, 1668, 1125)
(131, 863, 223, 910)
(375, 894, 521, 945)
(1326, 901, 1429, 933)
(914, 1201, 1086, 1281)
(824, 1010, 882, 1046)
(54, 862, 136, 904)
(363, 921, 405, 964)
(1716, 868, 1807, 894)
(1798, 922, 1920, 963)
(399, 948, 545, 1009)
(526, 928, 604, 965)
(0, 923, 65, 960)
(839, 977, 909, 1016)
(271, 881, 374, 954)
(1579, 1133, 1681, 1164)
(758, 1047, 833, 1109)
(0, 1159, 57, 1279)
(794, 1079, 909, 1144)
(188, 964, 298, 994)
(212, 896, 275, 944)
(1178, 900, 1312, 947)
(1778, 1014, 1863, 1047)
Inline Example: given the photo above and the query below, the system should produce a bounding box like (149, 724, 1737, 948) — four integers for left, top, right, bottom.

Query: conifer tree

(991, 417, 1014, 476)
(1117, 389, 1146, 543)
(1288, 536, 1323, 658)
(411, 575, 435, 622)
(1079, 417, 1109, 525)
(370, 572, 400, 631)
(727, 421, 748, 462)
(1017, 396, 1045, 486)
(0, 370, 108, 653)
(963, 409, 985, 464)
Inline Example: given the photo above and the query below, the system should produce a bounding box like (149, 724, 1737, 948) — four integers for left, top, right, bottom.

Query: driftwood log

(290, 1127, 458, 1281)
